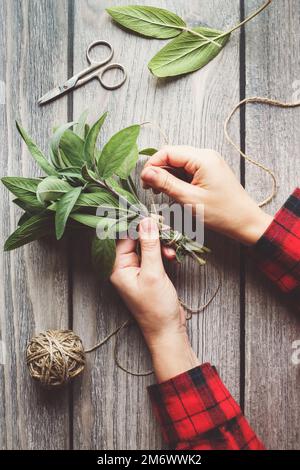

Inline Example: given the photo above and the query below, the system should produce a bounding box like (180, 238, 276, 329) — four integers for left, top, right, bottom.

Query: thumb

(141, 166, 197, 203)
(139, 217, 164, 276)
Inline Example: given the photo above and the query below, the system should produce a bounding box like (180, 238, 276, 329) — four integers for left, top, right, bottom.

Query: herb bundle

(2, 112, 209, 280)
(106, 1, 272, 78)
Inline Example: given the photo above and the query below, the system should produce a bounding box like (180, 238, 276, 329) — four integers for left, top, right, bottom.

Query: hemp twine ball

(26, 330, 86, 387)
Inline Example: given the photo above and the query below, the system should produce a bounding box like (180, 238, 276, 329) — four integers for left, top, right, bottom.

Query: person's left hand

(110, 217, 200, 382)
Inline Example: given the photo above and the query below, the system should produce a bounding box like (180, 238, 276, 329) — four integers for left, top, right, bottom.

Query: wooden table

(0, 0, 299, 450)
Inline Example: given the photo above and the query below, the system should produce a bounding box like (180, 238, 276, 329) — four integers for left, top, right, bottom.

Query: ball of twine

(26, 330, 85, 387)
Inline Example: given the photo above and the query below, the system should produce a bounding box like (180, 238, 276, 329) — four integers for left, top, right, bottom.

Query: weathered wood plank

(71, 0, 241, 449)
(244, 0, 300, 449)
(0, 0, 70, 449)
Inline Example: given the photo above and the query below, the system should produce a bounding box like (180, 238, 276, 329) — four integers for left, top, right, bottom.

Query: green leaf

(37, 176, 72, 203)
(81, 164, 99, 184)
(16, 122, 57, 176)
(55, 187, 82, 240)
(57, 166, 83, 179)
(17, 212, 32, 226)
(83, 112, 108, 164)
(59, 130, 85, 167)
(139, 147, 158, 156)
(91, 237, 116, 280)
(1, 176, 41, 198)
(106, 5, 186, 39)
(50, 122, 75, 168)
(4, 213, 53, 251)
(69, 213, 117, 229)
(75, 191, 118, 209)
(115, 144, 138, 178)
(13, 196, 45, 213)
(74, 110, 89, 138)
(105, 177, 139, 206)
(98, 125, 140, 179)
(148, 27, 230, 77)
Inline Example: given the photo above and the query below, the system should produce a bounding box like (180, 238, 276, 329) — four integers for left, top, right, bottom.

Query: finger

(144, 145, 201, 175)
(114, 238, 139, 270)
(141, 166, 201, 204)
(139, 218, 164, 275)
(162, 245, 176, 260)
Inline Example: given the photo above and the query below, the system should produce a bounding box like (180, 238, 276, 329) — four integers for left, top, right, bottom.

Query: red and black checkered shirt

(148, 189, 300, 450)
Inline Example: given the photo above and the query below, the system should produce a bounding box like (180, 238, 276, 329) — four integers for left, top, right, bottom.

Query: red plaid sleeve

(148, 364, 265, 450)
(252, 188, 300, 299)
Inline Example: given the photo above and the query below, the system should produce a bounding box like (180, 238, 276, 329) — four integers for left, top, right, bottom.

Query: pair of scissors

(38, 40, 127, 105)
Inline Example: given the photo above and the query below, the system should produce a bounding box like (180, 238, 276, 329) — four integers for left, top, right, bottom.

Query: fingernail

(142, 167, 159, 183)
(139, 217, 158, 236)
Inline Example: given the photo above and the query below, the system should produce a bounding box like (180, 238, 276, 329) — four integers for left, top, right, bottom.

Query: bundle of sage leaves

(2, 112, 209, 280)
(106, 1, 271, 78)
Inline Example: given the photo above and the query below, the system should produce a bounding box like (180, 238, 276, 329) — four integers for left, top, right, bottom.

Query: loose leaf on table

(91, 237, 116, 280)
(106, 5, 186, 39)
(148, 27, 230, 77)
(55, 187, 82, 240)
(115, 144, 139, 179)
(97, 125, 140, 179)
(16, 122, 58, 176)
(139, 147, 158, 156)
(83, 112, 108, 164)
(4, 213, 54, 251)
(37, 176, 72, 203)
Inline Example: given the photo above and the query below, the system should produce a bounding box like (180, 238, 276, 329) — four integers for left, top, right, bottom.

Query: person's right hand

(141, 146, 273, 246)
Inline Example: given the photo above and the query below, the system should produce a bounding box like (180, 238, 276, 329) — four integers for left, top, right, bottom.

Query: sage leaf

(55, 187, 82, 240)
(75, 191, 118, 209)
(91, 237, 116, 280)
(1, 176, 41, 198)
(18, 212, 32, 226)
(148, 27, 230, 77)
(70, 213, 117, 229)
(13, 196, 45, 213)
(50, 122, 75, 169)
(74, 110, 89, 139)
(83, 112, 108, 164)
(106, 5, 186, 39)
(4, 213, 53, 251)
(98, 125, 140, 179)
(105, 177, 139, 206)
(59, 130, 85, 167)
(115, 144, 139, 179)
(16, 122, 58, 176)
(139, 147, 158, 156)
(37, 176, 72, 203)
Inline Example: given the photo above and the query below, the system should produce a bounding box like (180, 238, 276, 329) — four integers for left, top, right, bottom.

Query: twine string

(224, 97, 300, 207)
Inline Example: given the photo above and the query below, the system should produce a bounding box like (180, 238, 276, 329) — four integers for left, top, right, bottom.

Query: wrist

(149, 331, 200, 383)
(234, 207, 273, 246)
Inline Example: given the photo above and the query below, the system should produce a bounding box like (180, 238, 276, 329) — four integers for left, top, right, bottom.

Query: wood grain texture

(244, 0, 300, 449)
(0, 0, 70, 449)
(71, 0, 241, 450)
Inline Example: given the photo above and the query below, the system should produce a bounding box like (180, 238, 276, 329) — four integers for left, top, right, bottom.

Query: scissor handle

(86, 40, 114, 66)
(99, 63, 127, 90)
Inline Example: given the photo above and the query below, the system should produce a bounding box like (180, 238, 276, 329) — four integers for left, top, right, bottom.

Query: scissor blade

(38, 76, 78, 105)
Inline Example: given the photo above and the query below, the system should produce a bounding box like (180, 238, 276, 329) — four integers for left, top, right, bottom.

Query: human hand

(110, 217, 199, 382)
(141, 146, 273, 245)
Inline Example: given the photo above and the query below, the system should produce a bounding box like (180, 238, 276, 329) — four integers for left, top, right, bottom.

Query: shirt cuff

(148, 363, 241, 446)
(251, 188, 300, 296)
